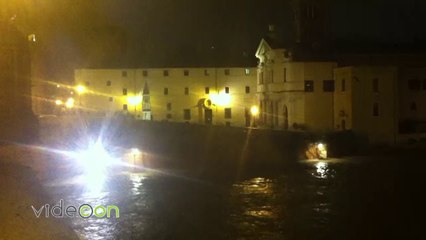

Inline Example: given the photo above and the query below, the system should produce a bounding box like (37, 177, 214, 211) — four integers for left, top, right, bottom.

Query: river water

(45, 153, 415, 240)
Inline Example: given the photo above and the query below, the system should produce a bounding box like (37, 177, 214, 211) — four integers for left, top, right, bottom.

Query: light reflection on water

(45, 158, 390, 239)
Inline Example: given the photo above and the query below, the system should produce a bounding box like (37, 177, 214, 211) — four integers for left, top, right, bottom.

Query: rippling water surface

(46, 157, 404, 240)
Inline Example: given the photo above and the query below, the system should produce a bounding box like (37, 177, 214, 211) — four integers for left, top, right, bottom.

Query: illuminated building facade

(74, 67, 257, 127)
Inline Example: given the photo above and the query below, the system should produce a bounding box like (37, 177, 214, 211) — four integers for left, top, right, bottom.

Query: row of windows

(120, 69, 251, 78)
(304, 79, 380, 92)
(121, 107, 233, 120)
(121, 86, 251, 96)
(408, 79, 426, 91)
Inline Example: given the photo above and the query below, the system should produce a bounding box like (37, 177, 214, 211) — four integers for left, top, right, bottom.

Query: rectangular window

(408, 79, 421, 90)
(109, 97, 113, 102)
(164, 88, 168, 95)
(224, 108, 232, 119)
(259, 71, 264, 84)
(283, 68, 287, 82)
(184, 87, 189, 95)
(204, 69, 209, 76)
(184, 70, 189, 76)
(142, 70, 148, 77)
(205, 87, 210, 94)
(245, 86, 250, 94)
(163, 70, 169, 77)
(373, 78, 379, 92)
(167, 103, 172, 111)
(341, 79, 346, 91)
(225, 87, 230, 94)
(183, 109, 191, 120)
(166, 113, 172, 119)
(224, 69, 230, 75)
(304, 80, 314, 92)
(226, 121, 231, 126)
(122, 71, 127, 77)
(323, 80, 335, 92)
(245, 68, 250, 75)
(106, 80, 111, 86)
(123, 104, 128, 110)
(123, 88, 127, 95)
(373, 102, 379, 116)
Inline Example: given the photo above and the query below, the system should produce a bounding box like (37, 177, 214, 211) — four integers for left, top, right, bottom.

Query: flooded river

(45, 154, 415, 240)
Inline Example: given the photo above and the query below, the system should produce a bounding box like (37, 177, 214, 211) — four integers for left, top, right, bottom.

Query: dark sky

(3, 0, 426, 80)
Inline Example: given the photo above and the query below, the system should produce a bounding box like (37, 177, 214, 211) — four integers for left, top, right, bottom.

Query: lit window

(164, 88, 169, 95)
(323, 80, 335, 92)
(123, 88, 127, 95)
(245, 68, 250, 75)
(245, 86, 250, 94)
(122, 71, 127, 77)
(373, 103, 379, 116)
(224, 108, 232, 119)
(304, 80, 314, 92)
(143, 70, 148, 77)
(167, 103, 172, 111)
(123, 104, 128, 110)
(225, 87, 230, 94)
(224, 69, 230, 75)
(106, 81, 111, 86)
(205, 87, 210, 94)
(184, 87, 189, 95)
(184, 70, 189, 76)
(184, 109, 191, 120)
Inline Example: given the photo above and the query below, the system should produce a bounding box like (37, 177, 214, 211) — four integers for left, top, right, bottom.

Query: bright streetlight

(76, 85, 86, 94)
(250, 106, 259, 116)
(65, 98, 75, 109)
(55, 99, 63, 106)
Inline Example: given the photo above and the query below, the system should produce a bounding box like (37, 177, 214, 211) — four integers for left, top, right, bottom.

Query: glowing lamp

(55, 99, 63, 106)
(209, 92, 231, 107)
(250, 106, 259, 116)
(76, 85, 86, 94)
(127, 95, 142, 106)
(65, 98, 75, 108)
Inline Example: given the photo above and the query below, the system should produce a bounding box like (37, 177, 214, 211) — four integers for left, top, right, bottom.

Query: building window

(106, 80, 111, 86)
(245, 68, 250, 75)
(167, 103, 172, 111)
(341, 79, 346, 91)
(225, 87, 230, 94)
(204, 69, 209, 76)
(224, 69, 230, 75)
(205, 87, 210, 94)
(184, 87, 189, 95)
(373, 78, 379, 92)
(109, 97, 113, 102)
(123, 104, 128, 110)
(304, 80, 314, 92)
(283, 68, 287, 82)
(408, 79, 421, 90)
(183, 109, 191, 120)
(306, 4, 317, 19)
(85, 81, 90, 86)
(226, 121, 231, 126)
(224, 108, 232, 119)
(245, 86, 250, 94)
(166, 113, 172, 119)
(123, 88, 127, 95)
(410, 102, 417, 111)
(373, 103, 379, 116)
(323, 80, 335, 92)
(122, 71, 127, 77)
(163, 70, 169, 77)
(142, 70, 148, 77)
(164, 88, 168, 95)
(184, 70, 189, 76)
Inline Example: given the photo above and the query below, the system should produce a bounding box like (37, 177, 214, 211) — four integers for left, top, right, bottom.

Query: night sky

(2, 0, 426, 80)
